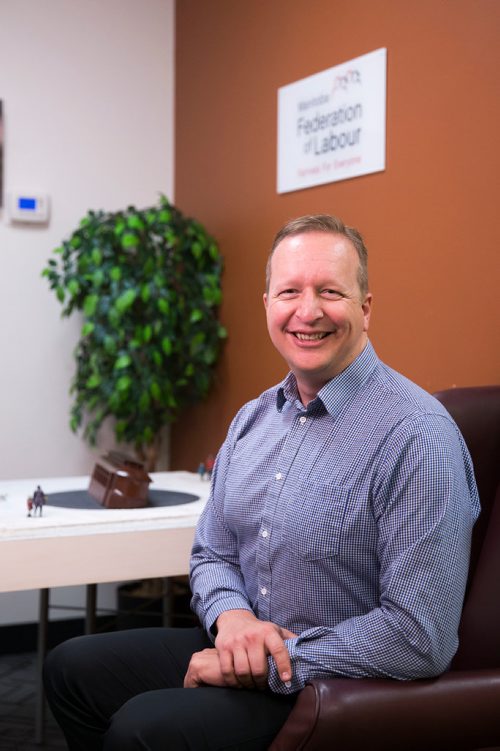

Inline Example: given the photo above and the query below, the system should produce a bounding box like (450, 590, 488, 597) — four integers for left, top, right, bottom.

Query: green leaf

(158, 209, 171, 223)
(190, 332, 206, 350)
(191, 241, 202, 260)
(203, 347, 217, 365)
(70, 415, 80, 432)
(218, 324, 228, 338)
(115, 289, 137, 314)
(108, 307, 120, 327)
(157, 298, 169, 314)
(115, 354, 132, 370)
(143, 324, 152, 342)
(203, 286, 222, 305)
(104, 335, 117, 353)
(56, 286, 65, 303)
(86, 374, 101, 388)
(190, 308, 203, 323)
(91, 248, 102, 265)
(121, 232, 138, 249)
(83, 294, 99, 317)
(141, 284, 151, 302)
(110, 266, 122, 281)
(82, 322, 95, 336)
(116, 375, 132, 392)
(67, 279, 80, 296)
(92, 269, 105, 286)
(152, 350, 163, 367)
(150, 381, 161, 400)
(161, 337, 172, 355)
(127, 215, 145, 231)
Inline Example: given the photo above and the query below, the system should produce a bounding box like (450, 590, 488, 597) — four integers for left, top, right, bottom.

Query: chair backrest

(433, 386, 500, 670)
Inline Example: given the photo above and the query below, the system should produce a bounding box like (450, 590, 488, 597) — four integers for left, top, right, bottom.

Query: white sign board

(277, 48, 386, 194)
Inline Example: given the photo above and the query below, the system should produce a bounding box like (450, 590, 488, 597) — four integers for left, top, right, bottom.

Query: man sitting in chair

(44, 215, 479, 750)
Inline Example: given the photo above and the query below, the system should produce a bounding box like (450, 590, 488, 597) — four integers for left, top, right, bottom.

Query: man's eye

(279, 289, 297, 297)
(322, 289, 343, 299)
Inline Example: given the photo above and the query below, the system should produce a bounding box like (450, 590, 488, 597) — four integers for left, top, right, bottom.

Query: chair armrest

(269, 670, 500, 750)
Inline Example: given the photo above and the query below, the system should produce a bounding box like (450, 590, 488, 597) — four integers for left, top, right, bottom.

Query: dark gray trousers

(43, 627, 296, 750)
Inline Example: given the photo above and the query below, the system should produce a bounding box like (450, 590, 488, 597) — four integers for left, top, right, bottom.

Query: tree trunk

(136, 433, 161, 473)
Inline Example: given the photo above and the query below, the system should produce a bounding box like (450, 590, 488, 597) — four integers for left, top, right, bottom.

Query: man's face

(264, 231, 372, 402)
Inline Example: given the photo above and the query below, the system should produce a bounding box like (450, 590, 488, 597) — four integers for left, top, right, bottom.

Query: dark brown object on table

(88, 451, 152, 508)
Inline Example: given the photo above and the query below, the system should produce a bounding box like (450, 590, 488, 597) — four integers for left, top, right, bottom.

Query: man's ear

(362, 293, 373, 332)
(263, 292, 268, 309)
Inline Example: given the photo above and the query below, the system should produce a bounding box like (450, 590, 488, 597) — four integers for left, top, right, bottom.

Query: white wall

(0, 0, 175, 624)
(0, 0, 175, 480)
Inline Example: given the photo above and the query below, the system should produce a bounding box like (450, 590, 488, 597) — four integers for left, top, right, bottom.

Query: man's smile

(290, 331, 332, 341)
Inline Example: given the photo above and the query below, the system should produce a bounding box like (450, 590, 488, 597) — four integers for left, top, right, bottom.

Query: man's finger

(246, 643, 269, 690)
(232, 648, 256, 689)
(265, 632, 292, 682)
(218, 648, 240, 688)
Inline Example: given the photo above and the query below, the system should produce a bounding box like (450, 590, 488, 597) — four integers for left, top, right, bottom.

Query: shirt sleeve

(267, 414, 480, 694)
(190, 409, 254, 637)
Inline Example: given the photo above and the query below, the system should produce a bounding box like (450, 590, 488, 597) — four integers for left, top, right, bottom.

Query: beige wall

(0, 0, 175, 481)
(0, 0, 175, 625)
(173, 0, 500, 472)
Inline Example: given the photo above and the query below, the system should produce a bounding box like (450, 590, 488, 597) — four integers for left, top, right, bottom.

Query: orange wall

(172, 0, 500, 470)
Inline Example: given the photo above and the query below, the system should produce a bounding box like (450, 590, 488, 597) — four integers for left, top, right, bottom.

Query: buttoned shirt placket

(256, 401, 318, 622)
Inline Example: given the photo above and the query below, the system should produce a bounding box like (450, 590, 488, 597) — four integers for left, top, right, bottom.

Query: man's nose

(296, 290, 324, 321)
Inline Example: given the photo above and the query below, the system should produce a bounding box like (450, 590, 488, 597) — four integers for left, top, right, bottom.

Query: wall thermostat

(7, 193, 50, 224)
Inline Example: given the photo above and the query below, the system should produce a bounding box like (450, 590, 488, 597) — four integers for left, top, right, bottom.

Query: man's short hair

(266, 214, 369, 297)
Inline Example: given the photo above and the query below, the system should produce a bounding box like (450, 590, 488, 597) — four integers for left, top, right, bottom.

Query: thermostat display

(7, 193, 50, 223)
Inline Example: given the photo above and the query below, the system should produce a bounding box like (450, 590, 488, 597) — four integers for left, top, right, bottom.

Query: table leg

(35, 587, 49, 745)
(162, 577, 173, 627)
(85, 583, 97, 634)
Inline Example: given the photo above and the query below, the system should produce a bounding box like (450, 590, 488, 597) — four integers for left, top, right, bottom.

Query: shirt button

(261, 587, 267, 596)
(275, 472, 282, 480)
(262, 529, 269, 538)
(299, 416, 307, 424)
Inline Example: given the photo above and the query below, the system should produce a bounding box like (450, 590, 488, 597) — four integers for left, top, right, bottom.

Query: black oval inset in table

(46, 489, 199, 510)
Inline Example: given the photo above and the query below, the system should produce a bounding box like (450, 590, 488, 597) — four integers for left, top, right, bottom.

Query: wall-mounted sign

(277, 48, 386, 194)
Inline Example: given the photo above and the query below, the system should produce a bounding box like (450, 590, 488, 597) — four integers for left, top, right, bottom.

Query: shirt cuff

(203, 597, 254, 641)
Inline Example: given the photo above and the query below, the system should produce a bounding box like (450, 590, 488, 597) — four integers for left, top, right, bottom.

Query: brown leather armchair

(270, 386, 500, 751)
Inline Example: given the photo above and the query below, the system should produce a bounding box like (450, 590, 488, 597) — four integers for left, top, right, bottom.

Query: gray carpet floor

(0, 652, 66, 750)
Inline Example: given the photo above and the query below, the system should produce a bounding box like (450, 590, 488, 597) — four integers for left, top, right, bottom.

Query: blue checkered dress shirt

(190, 342, 480, 694)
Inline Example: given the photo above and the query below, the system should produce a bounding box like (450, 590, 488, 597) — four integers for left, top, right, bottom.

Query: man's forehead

(272, 232, 357, 268)
(274, 230, 355, 254)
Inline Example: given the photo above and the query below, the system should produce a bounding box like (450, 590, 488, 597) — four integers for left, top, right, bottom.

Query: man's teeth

(294, 332, 329, 340)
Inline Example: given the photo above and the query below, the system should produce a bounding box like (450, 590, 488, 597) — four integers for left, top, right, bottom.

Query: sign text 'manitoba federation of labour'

(277, 48, 387, 194)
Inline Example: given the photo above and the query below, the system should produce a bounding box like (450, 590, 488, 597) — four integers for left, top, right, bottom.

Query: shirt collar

(276, 341, 378, 418)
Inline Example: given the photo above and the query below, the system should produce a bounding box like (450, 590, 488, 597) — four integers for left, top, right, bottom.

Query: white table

(0, 471, 210, 743)
(0, 471, 210, 592)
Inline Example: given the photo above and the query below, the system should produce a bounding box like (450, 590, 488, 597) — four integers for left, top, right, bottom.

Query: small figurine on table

(197, 461, 206, 481)
(204, 454, 215, 481)
(28, 485, 46, 517)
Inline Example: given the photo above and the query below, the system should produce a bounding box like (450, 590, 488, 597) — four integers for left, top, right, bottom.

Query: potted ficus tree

(43, 195, 226, 471)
